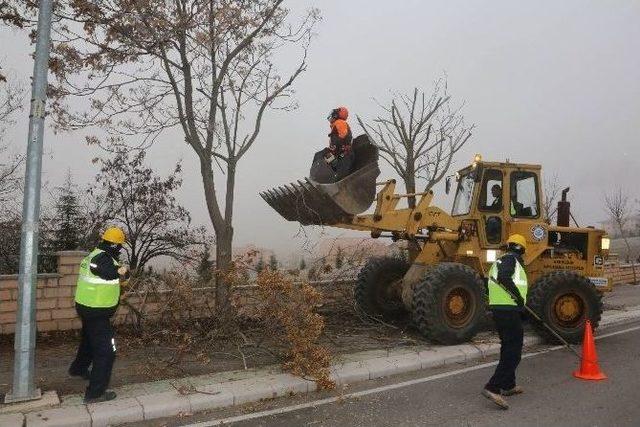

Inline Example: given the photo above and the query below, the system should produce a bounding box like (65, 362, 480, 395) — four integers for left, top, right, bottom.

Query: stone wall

(606, 262, 639, 287)
(0, 251, 84, 335)
(0, 251, 353, 335)
(0, 252, 636, 335)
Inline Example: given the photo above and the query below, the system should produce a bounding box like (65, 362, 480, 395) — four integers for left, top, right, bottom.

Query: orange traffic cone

(573, 320, 607, 381)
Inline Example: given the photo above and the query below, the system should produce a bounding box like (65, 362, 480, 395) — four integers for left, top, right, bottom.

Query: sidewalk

(2, 307, 639, 427)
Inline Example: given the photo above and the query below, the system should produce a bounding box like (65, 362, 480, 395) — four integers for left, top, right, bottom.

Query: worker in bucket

(68, 226, 130, 403)
(482, 234, 528, 410)
(325, 106, 354, 178)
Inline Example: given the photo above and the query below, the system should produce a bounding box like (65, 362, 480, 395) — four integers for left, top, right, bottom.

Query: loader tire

(355, 257, 409, 318)
(412, 262, 486, 344)
(527, 271, 603, 344)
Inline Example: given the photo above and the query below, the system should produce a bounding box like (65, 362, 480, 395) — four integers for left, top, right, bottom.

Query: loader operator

(482, 234, 528, 410)
(490, 184, 502, 210)
(324, 106, 355, 179)
(69, 227, 129, 403)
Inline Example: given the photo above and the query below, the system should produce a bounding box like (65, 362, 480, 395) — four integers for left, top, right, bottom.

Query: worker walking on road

(482, 234, 529, 410)
(68, 227, 129, 403)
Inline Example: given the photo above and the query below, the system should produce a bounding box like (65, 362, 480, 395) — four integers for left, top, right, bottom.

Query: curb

(4, 308, 640, 427)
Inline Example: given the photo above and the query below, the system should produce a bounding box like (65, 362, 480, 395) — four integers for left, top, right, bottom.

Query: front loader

(261, 137, 610, 345)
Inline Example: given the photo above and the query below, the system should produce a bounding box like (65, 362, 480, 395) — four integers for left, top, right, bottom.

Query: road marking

(181, 324, 640, 427)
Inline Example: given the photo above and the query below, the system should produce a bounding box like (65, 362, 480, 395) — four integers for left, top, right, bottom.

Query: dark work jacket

(89, 242, 121, 280)
(76, 241, 122, 317)
(491, 251, 525, 312)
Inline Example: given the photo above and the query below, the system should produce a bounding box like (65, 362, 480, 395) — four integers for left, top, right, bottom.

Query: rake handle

(491, 279, 582, 360)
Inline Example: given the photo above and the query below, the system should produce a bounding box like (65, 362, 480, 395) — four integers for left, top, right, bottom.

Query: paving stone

(337, 349, 388, 363)
(186, 385, 234, 413)
(110, 384, 148, 399)
(0, 413, 24, 427)
(59, 395, 83, 408)
(136, 391, 191, 420)
(438, 346, 467, 365)
(266, 374, 315, 397)
(26, 405, 91, 427)
(454, 344, 482, 361)
(0, 391, 59, 414)
(88, 397, 143, 427)
(383, 353, 423, 375)
(223, 378, 276, 405)
(523, 335, 543, 347)
(138, 380, 174, 395)
(363, 358, 397, 379)
(600, 308, 640, 327)
(417, 349, 447, 369)
(386, 348, 421, 357)
(474, 342, 501, 358)
(329, 361, 370, 386)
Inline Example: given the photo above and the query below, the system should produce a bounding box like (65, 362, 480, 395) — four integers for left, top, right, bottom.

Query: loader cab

(451, 159, 542, 249)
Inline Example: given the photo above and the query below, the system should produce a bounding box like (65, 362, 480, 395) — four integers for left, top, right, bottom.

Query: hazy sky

(1, 0, 639, 257)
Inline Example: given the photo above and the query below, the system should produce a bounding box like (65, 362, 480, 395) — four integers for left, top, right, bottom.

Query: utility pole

(5, 0, 54, 403)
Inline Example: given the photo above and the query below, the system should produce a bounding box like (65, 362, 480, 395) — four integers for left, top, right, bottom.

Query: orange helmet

(327, 106, 349, 121)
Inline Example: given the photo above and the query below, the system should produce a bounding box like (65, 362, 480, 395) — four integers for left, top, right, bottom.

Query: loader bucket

(260, 135, 380, 225)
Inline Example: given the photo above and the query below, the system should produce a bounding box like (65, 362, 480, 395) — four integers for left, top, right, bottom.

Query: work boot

(501, 385, 524, 396)
(84, 391, 117, 404)
(481, 388, 509, 410)
(68, 368, 91, 381)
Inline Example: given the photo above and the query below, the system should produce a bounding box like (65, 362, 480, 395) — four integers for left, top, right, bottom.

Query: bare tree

(0, 2, 28, 81)
(0, 80, 24, 204)
(13, 0, 319, 317)
(90, 150, 210, 272)
(604, 188, 637, 284)
(358, 79, 474, 208)
(542, 173, 561, 225)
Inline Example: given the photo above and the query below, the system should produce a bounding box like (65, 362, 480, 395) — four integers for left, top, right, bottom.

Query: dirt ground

(1, 284, 637, 397)
(0, 301, 426, 397)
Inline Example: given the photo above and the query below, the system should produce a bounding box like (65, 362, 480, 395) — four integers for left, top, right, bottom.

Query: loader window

(452, 173, 475, 216)
(510, 171, 540, 218)
(479, 169, 503, 212)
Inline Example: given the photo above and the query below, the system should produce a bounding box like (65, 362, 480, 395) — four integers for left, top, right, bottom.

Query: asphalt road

(168, 322, 640, 427)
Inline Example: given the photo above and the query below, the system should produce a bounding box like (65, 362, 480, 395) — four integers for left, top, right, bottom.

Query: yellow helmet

(102, 227, 126, 244)
(507, 234, 527, 250)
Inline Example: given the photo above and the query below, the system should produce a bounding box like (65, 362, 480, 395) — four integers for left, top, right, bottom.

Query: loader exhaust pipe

(557, 187, 571, 227)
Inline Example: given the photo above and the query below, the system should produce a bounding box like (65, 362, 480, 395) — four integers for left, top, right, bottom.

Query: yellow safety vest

(74, 248, 120, 308)
(487, 256, 528, 307)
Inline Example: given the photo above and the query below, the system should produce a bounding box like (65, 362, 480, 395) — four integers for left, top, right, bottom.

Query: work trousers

(485, 309, 524, 393)
(69, 303, 117, 399)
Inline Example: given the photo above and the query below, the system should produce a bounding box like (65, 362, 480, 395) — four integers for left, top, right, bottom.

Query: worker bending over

(69, 227, 129, 403)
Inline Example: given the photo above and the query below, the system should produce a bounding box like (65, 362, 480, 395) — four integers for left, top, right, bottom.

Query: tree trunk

(198, 153, 239, 319)
(215, 228, 234, 315)
(404, 167, 417, 209)
(623, 236, 638, 285)
(129, 253, 138, 272)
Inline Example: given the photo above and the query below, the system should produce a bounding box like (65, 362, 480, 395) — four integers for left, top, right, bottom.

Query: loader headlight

(486, 250, 497, 263)
(601, 237, 610, 250)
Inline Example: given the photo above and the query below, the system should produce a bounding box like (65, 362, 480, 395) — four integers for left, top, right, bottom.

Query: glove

(118, 265, 130, 280)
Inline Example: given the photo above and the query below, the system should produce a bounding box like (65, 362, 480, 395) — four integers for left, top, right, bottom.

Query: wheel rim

(442, 286, 475, 329)
(551, 292, 585, 329)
